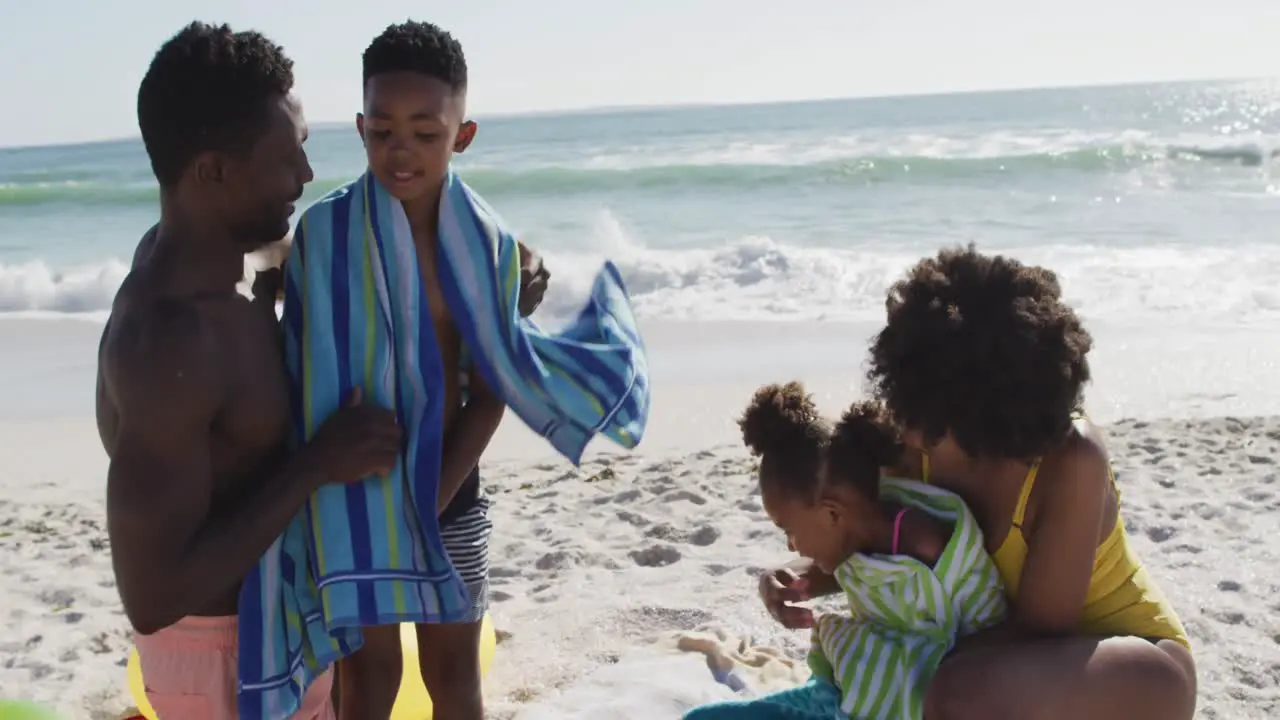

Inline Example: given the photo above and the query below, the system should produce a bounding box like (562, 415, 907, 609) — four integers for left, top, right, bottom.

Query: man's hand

(301, 387, 403, 487)
(517, 242, 550, 317)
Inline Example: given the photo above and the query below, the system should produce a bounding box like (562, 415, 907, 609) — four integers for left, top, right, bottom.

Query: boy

(334, 21, 549, 720)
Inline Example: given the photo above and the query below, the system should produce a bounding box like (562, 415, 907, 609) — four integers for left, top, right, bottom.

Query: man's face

(358, 72, 474, 206)
(211, 94, 313, 249)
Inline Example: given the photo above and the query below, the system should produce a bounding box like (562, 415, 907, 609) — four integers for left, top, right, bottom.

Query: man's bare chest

(206, 304, 291, 480)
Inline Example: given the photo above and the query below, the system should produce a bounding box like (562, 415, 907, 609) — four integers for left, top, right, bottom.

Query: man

(97, 22, 403, 719)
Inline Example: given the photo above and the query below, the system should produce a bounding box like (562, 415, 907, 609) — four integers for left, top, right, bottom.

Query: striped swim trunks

(439, 494, 493, 623)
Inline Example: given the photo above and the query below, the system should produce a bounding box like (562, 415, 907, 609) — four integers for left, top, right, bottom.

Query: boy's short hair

(362, 21, 467, 91)
(867, 244, 1093, 460)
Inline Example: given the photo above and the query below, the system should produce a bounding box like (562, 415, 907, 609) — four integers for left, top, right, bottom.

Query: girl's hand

(759, 565, 817, 629)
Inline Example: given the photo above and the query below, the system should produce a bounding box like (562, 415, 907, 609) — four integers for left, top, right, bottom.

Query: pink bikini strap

(891, 508, 909, 555)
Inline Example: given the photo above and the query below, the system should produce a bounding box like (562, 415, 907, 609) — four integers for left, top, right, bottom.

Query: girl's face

(761, 480, 866, 575)
(901, 427, 970, 479)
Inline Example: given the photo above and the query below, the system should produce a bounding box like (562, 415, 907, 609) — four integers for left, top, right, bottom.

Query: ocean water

(3, 78, 1280, 330)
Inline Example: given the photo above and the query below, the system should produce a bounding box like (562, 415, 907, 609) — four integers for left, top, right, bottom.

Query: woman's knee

(1133, 640, 1197, 720)
(923, 656, 995, 720)
(924, 637, 1197, 720)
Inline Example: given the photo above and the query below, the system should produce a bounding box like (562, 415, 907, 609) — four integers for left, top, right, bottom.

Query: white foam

(6, 231, 1280, 331)
(534, 222, 1280, 329)
(461, 128, 1280, 173)
(0, 259, 128, 315)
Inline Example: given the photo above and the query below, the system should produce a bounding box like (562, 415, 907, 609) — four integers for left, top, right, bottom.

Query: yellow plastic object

(127, 614, 497, 719)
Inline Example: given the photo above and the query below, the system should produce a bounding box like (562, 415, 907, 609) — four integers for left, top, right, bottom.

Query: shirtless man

(96, 22, 401, 719)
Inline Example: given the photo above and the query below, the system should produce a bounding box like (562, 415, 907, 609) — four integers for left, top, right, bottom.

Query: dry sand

(1, 415, 1277, 718)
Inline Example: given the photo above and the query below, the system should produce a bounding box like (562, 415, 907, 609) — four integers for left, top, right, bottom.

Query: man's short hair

(137, 21, 295, 187)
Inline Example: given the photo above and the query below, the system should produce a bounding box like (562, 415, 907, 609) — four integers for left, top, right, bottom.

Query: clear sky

(3, 0, 1279, 148)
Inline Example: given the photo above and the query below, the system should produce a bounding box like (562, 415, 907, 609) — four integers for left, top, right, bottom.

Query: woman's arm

(1010, 435, 1111, 635)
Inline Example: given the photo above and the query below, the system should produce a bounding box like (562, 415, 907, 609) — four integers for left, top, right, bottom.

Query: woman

(760, 245, 1195, 720)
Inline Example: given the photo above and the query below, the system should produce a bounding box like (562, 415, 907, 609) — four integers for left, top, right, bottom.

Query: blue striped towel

(236, 170, 651, 719)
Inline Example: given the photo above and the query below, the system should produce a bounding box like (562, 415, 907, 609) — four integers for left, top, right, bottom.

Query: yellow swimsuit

(922, 454, 1191, 651)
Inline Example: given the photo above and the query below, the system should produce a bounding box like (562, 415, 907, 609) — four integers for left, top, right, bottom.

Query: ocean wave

(3, 139, 1275, 209)
(0, 258, 129, 314)
(6, 230, 1279, 328)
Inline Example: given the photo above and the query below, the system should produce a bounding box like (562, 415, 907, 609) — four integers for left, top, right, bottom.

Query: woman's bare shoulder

(1042, 417, 1112, 491)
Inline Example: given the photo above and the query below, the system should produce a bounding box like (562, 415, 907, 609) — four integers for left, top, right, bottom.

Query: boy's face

(357, 72, 475, 205)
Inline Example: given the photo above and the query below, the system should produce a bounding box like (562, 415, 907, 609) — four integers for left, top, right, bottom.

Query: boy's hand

(251, 267, 284, 305)
(250, 232, 293, 303)
(517, 242, 550, 317)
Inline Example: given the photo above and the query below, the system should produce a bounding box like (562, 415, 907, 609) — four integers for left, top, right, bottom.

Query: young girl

(685, 382, 1007, 719)
(759, 246, 1196, 720)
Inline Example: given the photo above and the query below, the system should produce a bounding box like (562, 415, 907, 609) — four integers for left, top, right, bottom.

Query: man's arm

(104, 302, 319, 634)
(436, 370, 505, 512)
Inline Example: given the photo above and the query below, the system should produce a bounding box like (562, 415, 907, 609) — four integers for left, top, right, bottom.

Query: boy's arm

(516, 241, 549, 317)
(434, 240, 542, 509)
(436, 369, 505, 512)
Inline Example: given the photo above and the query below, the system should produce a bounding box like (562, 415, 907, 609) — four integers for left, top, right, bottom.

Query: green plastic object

(0, 700, 64, 720)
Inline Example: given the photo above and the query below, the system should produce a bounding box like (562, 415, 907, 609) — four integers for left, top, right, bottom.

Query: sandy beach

(0, 316, 1277, 719)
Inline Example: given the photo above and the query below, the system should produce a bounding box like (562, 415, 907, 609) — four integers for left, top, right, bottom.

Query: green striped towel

(807, 477, 1008, 719)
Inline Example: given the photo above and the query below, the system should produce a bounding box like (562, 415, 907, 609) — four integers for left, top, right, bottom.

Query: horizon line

(1, 74, 1272, 152)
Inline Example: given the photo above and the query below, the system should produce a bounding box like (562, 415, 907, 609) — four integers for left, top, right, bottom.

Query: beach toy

(0, 700, 64, 719)
(126, 613, 498, 719)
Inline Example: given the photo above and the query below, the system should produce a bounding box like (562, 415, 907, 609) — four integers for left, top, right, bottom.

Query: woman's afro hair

(867, 244, 1092, 460)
